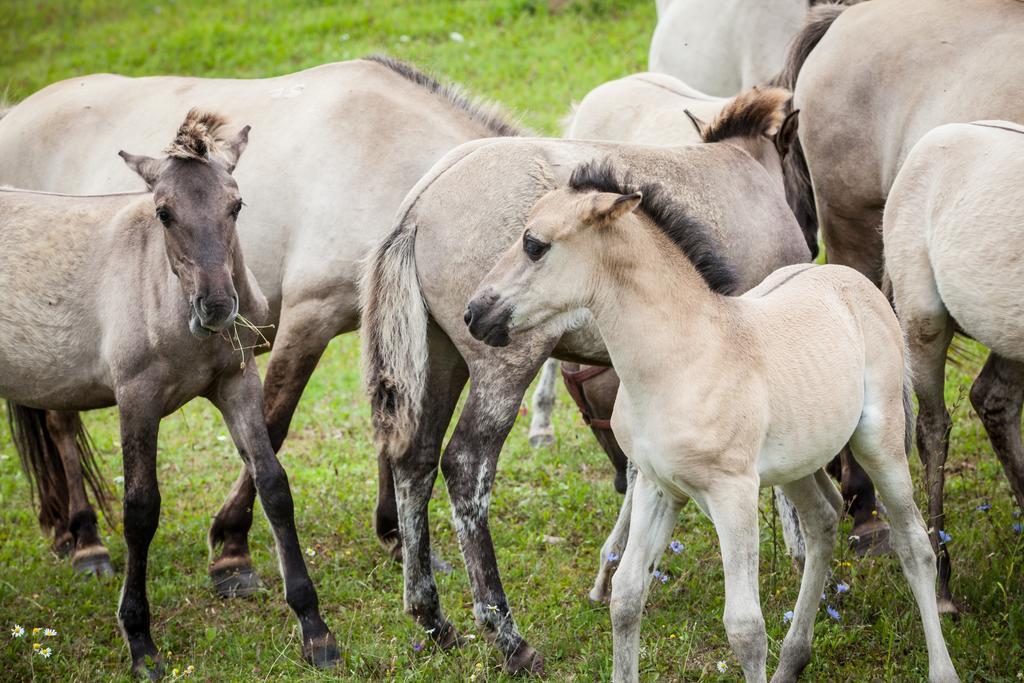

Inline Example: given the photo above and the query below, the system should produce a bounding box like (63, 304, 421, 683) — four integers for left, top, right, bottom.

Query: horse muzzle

(465, 293, 512, 347)
(189, 294, 239, 338)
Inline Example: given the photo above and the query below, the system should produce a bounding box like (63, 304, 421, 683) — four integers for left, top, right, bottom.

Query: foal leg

(528, 358, 559, 448)
(114, 398, 163, 679)
(211, 363, 339, 668)
(46, 411, 113, 576)
(439, 358, 546, 674)
(970, 353, 1024, 509)
(207, 313, 333, 596)
(590, 459, 637, 603)
(390, 325, 468, 650)
(706, 478, 767, 683)
(772, 473, 840, 683)
(609, 471, 681, 683)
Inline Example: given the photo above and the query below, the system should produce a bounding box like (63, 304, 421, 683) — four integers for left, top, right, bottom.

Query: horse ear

(774, 109, 800, 158)
(586, 191, 642, 225)
(222, 125, 251, 174)
(119, 151, 161, 190)
(683, 109, 707, 137)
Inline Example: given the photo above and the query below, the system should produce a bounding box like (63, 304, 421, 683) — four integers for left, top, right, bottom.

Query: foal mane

(364, 54, 527, 137)
(164, 108, 229, 161)
(569, 158, 738, 295)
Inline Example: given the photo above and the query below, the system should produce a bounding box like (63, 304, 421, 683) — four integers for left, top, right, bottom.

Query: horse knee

(123, 492, 160, 544)
(609, 589, 643, 635)
(253, 463, 294, 521)
(723, 609, 767, 660)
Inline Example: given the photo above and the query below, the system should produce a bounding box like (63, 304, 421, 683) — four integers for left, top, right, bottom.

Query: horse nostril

(464, 305, 474, 327)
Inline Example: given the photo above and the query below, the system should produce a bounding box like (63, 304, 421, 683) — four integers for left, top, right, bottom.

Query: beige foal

(466, 161, 957, 682)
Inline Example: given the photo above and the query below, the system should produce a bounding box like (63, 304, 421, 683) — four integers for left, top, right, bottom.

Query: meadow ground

(1, 1, 1022, 681)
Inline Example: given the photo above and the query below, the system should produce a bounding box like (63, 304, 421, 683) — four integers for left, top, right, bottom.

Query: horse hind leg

(46, 411, 114, 577)
(969, 352, 1024, 510)
(207, 310, 332, 597)
(849, 379, 958, 680)
(527, 358, 559, 448)
(771, 473, 840, 683)
(590, 459, 637, 603)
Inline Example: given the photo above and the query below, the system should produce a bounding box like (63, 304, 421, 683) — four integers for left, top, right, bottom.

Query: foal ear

(683, 109, 707, 137)
(774, 109, 800, 159)
(586, 191, 643, 225)
(118, 151, 161, 190)
(222, 125, 251, 174)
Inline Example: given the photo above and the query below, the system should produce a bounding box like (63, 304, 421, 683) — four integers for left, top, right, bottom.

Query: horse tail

(902, 345, 915, 456)
(773, 3, 848, 260)
(7, 403, 112, 531)
(359, 211, 429, 461)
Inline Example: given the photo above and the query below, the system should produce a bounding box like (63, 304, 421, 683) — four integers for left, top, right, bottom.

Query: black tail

(773, 3, 848, 260)
(7, 402, 112, 531)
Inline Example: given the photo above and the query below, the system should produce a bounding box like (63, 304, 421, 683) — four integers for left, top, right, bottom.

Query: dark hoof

(52, 532, 74, 558)
(73, 551, 115, 577)
(505, 642, 544, 676)
(210, 564, 260, 598)
(528, 431, 554, 448)
(849, 521, 891, 557)
(431, 622, 465, 650)
(304, 642, 342, 669)
(132, 658, 165, 681)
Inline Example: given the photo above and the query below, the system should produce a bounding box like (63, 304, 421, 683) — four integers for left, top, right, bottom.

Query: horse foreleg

(46, 411, 113, 576)
(440, 364, 543, 675)
(207, 316, 329, 597)
(528, 358, 559, 448)
(211, 363, 339, 669)
(114, 396, 163, 679)
(970, 353, 1024, 510)
(610, 471, 681, 683)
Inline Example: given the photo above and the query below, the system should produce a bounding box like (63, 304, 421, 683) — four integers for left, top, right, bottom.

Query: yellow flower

(43, 628, 57, 637)
(172, 668, 180, 677)
(32, 642, 41, 650)
(10, 624, 25, 638)
(185, 665, 195, 675)
(38, 647, 52, 659)
(31, 627, 41, 635)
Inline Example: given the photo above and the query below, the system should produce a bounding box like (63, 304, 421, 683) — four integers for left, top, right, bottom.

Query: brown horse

(0, 111, 338, 678)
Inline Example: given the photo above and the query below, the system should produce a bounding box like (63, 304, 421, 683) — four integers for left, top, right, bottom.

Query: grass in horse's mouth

(225, 313, 273, 369)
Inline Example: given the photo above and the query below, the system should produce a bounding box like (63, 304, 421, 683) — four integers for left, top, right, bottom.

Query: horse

(649, 0, 820, 97)
(361, 88, 809, 673)
(885, 121, 1024, 556)
(0, 110, 339, 678)
(782, 0, 1024, 612)
(0, 56, 521, 588)
(465, 157, 958, 683)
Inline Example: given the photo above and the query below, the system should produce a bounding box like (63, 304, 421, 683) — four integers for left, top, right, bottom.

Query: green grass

(1, 1, 1022, 681)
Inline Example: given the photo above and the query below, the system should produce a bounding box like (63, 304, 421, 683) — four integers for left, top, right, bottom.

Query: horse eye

(523, 234, 551, 262)
(230, 200, 243, 218)
(155, 207, 171, 226)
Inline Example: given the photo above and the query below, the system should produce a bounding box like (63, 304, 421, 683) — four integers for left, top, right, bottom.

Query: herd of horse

(2, 0, 1023, 680)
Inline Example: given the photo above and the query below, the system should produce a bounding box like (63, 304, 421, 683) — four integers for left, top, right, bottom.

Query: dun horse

(783, 0, 1024, 611)
(362, 89, 809, 673)
(0, 56, 521, 586)
(466, 158, 957, 683)
(886, 122, 1024, 545)
(0, 111, 337, 677)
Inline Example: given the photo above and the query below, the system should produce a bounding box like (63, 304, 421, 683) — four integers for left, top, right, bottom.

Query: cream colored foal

(466, 160, 957, 682)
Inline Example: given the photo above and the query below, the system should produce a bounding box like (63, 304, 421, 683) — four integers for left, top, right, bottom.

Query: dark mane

(699, 87, 790, 144)
(568, 158, 738, 295)
(364, 55, 525, 137)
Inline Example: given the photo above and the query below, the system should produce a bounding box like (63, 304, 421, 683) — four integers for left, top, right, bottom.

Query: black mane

(568, 158, 738, 295)
(364, 55, 524, 138)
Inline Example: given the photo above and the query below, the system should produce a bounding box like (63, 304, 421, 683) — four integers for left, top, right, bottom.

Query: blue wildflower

(669, 540, 684, 554)
(836, 582, 850, 595)
(826, 606, 841, 621)
(607, 552, 620, 562)
(660, 573, 669, 584)
(975, 503, 992, 512)
(412, 641, 424, 652)
(1013, 522, 1023, 534)
(783, 611, 794, 624)
(652, 569, 661, 580)
(937, 530, 952, 545)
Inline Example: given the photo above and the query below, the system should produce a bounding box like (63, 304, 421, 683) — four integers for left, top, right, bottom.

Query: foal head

(119, 109, 251, 338)
(466, 159, 736, 347)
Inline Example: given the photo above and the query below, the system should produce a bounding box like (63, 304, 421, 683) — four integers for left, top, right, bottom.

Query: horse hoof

(505, 643, 544, 676)
(613, 470, 628, 495)
(849, 522, 891, 557)
(52, 532, 74, 558)
(73, 551, 115, 578)
(132, 658, 165, 681)
(210, 565, 260, 598)
(587, 587, 610, 604)
(431, 622, 465, 650)
(937, 597, 959, 617)
(528, 431, 554, 448)
(304, 641, 342, 669)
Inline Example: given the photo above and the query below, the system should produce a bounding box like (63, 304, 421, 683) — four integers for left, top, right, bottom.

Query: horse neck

(587, 222, 729, 389)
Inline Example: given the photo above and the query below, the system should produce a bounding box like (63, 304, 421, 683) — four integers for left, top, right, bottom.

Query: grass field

(1, 1, 1022, 681)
